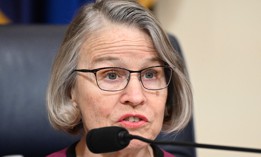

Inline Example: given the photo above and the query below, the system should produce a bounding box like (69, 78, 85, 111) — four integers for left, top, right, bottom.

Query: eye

(142, 69, 157, 79)
(145, 71, 155, 78)
(106, 71, 118, 80)
(98, 68, 127, 82)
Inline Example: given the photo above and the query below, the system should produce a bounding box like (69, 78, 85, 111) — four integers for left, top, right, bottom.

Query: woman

(47, 0, 193, 156)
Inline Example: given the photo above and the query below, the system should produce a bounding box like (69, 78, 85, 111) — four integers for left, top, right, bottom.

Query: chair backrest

(0, 25, 196, 157)
(0, 25, 79, 157)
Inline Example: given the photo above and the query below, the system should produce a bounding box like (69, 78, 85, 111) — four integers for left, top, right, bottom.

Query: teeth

(125, 116, 140, 122)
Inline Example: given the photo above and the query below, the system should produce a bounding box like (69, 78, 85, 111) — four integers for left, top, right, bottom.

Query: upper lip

(118, 114, 148, 122)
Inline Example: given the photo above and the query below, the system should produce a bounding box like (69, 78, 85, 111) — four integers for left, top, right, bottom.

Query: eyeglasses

(73, 65, 173, 92)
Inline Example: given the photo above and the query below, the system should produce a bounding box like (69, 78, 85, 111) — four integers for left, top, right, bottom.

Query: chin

(126, 139, 150, 150)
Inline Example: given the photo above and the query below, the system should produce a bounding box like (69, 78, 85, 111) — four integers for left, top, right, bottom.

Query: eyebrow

(92, 56, 120, 65)
(92, 56, 162, 65)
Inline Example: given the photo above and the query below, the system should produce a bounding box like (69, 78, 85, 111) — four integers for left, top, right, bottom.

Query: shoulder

(162, 149, 175, 157)
(152, 144, 175, 157)
(46, 148, 67, 157)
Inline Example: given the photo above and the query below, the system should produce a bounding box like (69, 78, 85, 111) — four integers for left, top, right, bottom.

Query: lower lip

(119, 121, 147, 129)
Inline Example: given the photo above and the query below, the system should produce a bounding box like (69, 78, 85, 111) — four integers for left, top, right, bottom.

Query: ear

(163, 105, 171, 122)
(70, 86, 78, 108)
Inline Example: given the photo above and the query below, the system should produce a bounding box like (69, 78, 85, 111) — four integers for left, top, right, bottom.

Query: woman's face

(71, 24, 167, 149)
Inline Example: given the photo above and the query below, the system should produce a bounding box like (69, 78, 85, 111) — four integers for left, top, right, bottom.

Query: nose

(120, 75, 146, 107)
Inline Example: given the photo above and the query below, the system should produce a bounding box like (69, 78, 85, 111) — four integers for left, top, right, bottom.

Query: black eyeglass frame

(73, 65, 173, 92)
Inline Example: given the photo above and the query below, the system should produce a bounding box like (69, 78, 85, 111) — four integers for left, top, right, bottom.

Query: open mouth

(123, 116, 141, 122)
(118, 114, 148, 128)
(119, 114, 148, 123)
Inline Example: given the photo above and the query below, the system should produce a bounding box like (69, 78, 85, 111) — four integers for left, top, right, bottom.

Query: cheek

(153, 103, 165, 126)
(77, 90, 117, 131)
(72, 76, 116, 131)
(153, 92, 167, 125)
(81, 96, 108, 127)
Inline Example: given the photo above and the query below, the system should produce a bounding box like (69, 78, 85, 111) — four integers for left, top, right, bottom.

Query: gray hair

(47, 0, 193, 134)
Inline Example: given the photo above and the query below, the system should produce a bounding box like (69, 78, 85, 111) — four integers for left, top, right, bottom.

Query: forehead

(82, 24, 154, 52)
(79, 24, 161, 68)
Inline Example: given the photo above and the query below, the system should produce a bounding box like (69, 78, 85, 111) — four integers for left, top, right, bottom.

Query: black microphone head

(86, 126, 130, 153)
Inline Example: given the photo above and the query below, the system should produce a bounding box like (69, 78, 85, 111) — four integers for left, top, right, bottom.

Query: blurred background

(155, 0, 261, 157)
(1, 0, 260, 157)
(0, 0, 94, 24)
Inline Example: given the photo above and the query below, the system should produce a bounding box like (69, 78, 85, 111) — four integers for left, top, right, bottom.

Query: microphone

(86, 126, 130, 153)
(86, 126, 261, 154)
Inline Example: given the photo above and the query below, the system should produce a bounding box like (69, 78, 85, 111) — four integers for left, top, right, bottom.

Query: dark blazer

(0, 25, 196, 157)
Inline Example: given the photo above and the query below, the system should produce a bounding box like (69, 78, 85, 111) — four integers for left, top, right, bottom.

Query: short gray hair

(47, 0, 193, 134)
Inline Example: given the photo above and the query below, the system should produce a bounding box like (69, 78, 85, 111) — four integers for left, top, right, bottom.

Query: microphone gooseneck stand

(126, 133, 261, 154)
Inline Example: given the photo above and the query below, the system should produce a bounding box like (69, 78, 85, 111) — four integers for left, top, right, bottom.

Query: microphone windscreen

(86, 126, 130, 153)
